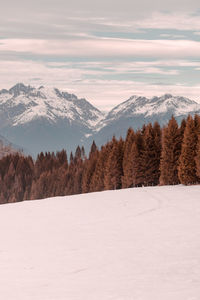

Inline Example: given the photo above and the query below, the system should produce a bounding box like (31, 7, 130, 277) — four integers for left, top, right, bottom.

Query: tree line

(0, 114, 200, 204)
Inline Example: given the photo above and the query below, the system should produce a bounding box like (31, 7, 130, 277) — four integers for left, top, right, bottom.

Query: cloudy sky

(1, 0, 200, 110)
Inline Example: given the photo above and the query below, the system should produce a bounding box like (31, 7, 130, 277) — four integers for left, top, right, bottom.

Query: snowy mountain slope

(1, 83, 200, 156)
(0, 83, 104, 155)
(0, 185, 200, 300)
(90, 94, 200, 148)
(105, 94, 199, 123)
(0, 83, 103, 128)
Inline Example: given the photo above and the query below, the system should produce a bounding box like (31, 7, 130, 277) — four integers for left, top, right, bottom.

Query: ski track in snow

(0, 185, 200, 300)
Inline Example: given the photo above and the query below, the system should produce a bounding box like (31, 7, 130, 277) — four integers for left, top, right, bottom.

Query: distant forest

(0, 114, 200, 204)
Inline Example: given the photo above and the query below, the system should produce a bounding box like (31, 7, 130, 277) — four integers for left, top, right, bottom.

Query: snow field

(0, 185, 200, 300)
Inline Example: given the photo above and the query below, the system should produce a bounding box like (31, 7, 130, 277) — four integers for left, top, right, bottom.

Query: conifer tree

(122, 128, 135, 188)
(72, 147, 84, 195)
(90, 143, 111, 192)
(178, 115, 199, 184)
(142, 122, 161, 186)
(65, 166, 75, 195)
(195, 135, 200, 179)
(74, 146, 81, 162)
(17, 156, 34, 200)
(34, 152, 45, 179)
(131, 130, 144, 187)
(104, 137, 124, 190)
(69, 152, 74, 164)
(56, 149, 68, 169)
(81, 146, 86, 160)
(180, 118, 186, 142)
(160, 116, 181, 185)
(82, 142, 99, 193)
(194, 114, 200, 133)
(153, 121, 162, 179)
(89, 141, 97, 158)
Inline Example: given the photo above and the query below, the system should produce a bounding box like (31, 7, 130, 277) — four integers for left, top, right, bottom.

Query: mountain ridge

(0, 83, 200, 156)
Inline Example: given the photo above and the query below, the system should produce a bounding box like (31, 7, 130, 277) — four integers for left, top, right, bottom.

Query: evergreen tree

(90, 143, 111, 192)
(160, 116, 181, 185)
(178, 115, 199, 184)
(180, 118, 186, 142)
(104, 137, 124, 190)
(122, 128, 135, 188)
(142, 122, 161, 186)
(81, 146, 86, 160)
(195, 134, 200, 179)
(69, 152, 74, 164)
(56, 149, 68, 169)
(131, 130, 145, 187)
(82, 143, 99, 193)
(89, 141, 97, 158)
(74, 146, 81, 162)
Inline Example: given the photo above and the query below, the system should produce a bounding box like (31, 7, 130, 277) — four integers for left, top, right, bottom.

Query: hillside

(0, 185, 200, 300)
(0, 134, 22, 158)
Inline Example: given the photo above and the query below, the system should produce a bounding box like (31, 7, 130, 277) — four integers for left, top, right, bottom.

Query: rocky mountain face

(0, 83, 103, 156)
(90, 94, 200, 147)
(0, 83, 200, 156)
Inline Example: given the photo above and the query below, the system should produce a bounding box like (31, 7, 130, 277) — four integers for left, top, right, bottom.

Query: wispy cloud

(0, 59, 200, 110)
(125, 12, 200, 31)
(159, 34, 186, 39)
(1, 38, 200, 58)
(1, 1, 200, 108)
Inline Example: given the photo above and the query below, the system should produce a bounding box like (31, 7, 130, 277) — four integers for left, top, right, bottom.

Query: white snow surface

(0, 185, 200, 300)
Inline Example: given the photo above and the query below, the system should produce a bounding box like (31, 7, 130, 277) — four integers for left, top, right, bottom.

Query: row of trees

(0, 115, 200, 204)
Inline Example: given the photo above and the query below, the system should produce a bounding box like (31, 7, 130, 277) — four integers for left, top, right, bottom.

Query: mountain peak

(11, 82, 27, 89)
(0, 84, 200, 156)
(161, 93, 173, 100)
(0, 83, 104, 128)
(101, 93, 200, 127)
(9, 83, 34, 96)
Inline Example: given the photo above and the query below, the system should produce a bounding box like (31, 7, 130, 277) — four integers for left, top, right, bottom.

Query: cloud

(74, 60, 200, 68)
(1, 2, 200, 110)
(160, 34, 186, 39)
(1, 7, 200, 41)
(133, 12, 200, 31)
(2, 0, 200, 17)
(0, 59, 200, 111)
(1, 38, 200, 58)
(46, 61, 179, 75)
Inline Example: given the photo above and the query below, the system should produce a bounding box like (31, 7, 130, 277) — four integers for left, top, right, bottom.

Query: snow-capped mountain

(105, 94, 199, 122)
(0, 83, 103, 128)
(0, 83, 103, 156)
(0, 83, 200, 156)
(90, 94, 200, 147)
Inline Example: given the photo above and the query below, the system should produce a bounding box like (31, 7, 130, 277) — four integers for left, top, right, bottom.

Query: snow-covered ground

(0, 185, 200, 300)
